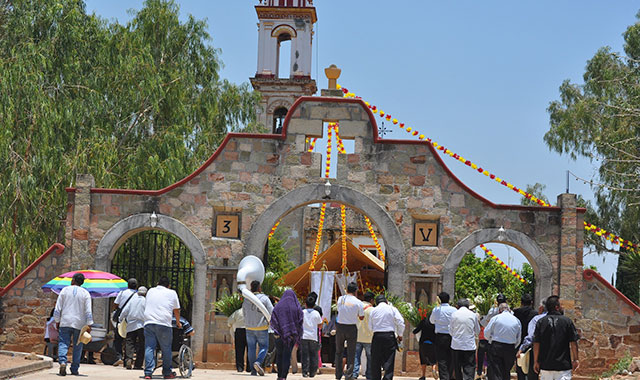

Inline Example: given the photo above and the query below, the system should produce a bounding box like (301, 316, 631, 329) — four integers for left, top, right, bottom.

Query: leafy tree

(0, 0, 260, 285)
(544, 12, 640, 303)
(455, 252, 534, 310)
(265, 229, 296, 277)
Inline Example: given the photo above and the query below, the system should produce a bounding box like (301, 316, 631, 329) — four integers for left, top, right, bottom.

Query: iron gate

(111, 230, 194, 320)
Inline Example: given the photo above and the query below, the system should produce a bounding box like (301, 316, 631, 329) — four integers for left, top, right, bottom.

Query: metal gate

(111, 230, 194, 320)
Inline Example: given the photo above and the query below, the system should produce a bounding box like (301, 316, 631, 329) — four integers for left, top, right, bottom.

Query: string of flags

(480, 244, 527, 284)
(337, 84, 640, 255)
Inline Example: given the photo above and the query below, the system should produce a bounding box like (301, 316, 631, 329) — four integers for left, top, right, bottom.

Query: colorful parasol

(42, 270, 127, 298)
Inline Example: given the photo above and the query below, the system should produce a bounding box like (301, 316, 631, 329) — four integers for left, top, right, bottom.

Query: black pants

(487, 342, 516, 380)
(275, 337, 294, 379)
(301, 339, 320, 376)
(435, 333, 453, 380)
(264, 332, 277, 367)
(234, 328, 250, 372)
(335, 323, 358, 380)
(114, 331, 124, 360)
(453, 350, 475, 380)
(527, 348, 538, 380)
(477, 339, 488, 375)
(371, 332, 396, 380)
(124, 328, 145, 368)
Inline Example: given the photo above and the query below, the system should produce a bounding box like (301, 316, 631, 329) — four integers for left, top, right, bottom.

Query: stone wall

(575, 270, 640, 375)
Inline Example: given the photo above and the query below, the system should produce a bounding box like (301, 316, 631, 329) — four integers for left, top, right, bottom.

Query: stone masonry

(0, 92, 637, 374)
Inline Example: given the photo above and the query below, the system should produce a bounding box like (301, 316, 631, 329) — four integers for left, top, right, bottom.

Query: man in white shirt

(143, 276, 181, 380)
(228, 308, 250, 373)
(54, 273, 93, 376)
(484, 303, 521, 380)
(354, 291, 375, 380)
(120, 286, 147, 370)
(429, 291, 457, 380)
(335, 282, 364, 380)
(368, 294, 404, 380)
(449, 298, 480, 380)
(112, 278, 138, 366)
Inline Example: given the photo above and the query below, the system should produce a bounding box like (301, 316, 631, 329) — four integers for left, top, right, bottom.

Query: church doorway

(110, 230, 195, 321)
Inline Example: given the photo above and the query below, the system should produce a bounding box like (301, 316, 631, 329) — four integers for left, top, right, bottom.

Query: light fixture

(497, 226, 506, 241)
(324, 180, 332, 198)
(150, 211, 158, 228)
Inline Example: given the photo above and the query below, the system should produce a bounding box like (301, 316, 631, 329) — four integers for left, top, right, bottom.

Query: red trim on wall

(0, 243, 65, 297)
(583, 268, 640, 314)
(64, 95, 583, 213)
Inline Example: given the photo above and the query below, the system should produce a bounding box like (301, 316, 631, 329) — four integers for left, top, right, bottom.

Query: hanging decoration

(341, 205, 347, 271)
(309, 203, 326, 270)
(584, 222, 637, 253)
(337, 84, 640, 255)
(306, 137, 318, 152)
(480, 244, 527, 284)
(267, 220, 280, 241)
(364, 216, 385, 262)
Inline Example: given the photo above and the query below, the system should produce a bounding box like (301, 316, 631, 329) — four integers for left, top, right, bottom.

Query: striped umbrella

(42, 270, 127, 298)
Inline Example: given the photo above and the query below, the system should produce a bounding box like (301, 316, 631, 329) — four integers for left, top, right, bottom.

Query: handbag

(111, 291, 136, 324)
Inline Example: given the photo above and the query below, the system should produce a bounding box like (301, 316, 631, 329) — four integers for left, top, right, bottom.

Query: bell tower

(251, 0, 318, 133)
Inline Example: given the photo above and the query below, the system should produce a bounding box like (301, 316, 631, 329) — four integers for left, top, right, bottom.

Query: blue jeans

(354, 342, 372, 379)
(246, 329, 269, 371)
(58, 327, 83, 373)
(144, 324, 173, 377)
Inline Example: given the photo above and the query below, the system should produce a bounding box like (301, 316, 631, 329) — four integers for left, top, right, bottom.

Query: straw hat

(118, 320, 128, 338)
(79, 325, 92, 344)
(517, 348, 530, 374)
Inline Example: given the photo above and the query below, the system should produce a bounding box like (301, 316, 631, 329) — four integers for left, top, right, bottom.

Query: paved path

(15, 366, 427, 380)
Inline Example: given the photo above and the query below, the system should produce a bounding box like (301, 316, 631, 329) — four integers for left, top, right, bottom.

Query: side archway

(244, 184, 406, 296)
(442, 228, 553, 306)
(95, 213, 207, 359)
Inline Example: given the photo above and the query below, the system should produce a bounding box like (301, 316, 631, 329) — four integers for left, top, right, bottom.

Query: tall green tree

(0, 0, 260, 285)
(544, 11, 640, 303)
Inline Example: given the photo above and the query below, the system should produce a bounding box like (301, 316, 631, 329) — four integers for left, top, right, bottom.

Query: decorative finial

(324, 64, 341, 90)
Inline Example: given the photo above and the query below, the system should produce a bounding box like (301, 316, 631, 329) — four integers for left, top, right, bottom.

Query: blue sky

(85, 1, 639, 283)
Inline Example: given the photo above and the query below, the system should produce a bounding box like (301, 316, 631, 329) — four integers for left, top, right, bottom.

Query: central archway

(244, 184, 406, 295)
(442, 228, 553, 305)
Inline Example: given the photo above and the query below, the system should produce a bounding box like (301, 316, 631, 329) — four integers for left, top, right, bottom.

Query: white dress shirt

(114, 288, 136, 307)
(119, 293, 146, 332)
(337, 294, 364, 325)
(144, 285, 180, 327)
(54, 285, 93, 330)
(227, 309, 246, 331)
(357, 302, 374, 344)
(429, 303, 457, 334)
(368, 302, 405, 336)
(449, 307, 480, 351)
(302, 308, 323, 341)
(485, 311, 521, 345)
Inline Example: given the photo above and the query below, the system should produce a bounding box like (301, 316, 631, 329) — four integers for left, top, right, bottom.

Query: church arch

(95, 213, 207, 358)
(244, 184, 406, 295)
(442, 228, 553, 305)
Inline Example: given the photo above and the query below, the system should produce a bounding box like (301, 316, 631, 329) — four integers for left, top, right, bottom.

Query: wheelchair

(155, 326, 194, 378)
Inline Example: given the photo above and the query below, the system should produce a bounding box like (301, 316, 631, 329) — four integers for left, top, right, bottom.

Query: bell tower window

(277, 33, 292, 78)
(273, 107, 288, 133)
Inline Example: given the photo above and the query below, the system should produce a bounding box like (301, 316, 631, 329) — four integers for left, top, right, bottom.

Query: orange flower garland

(341, 205, 347, 271)
(364, 216, 385, 262)
(480, 244, 527, 284)
(309, 203, 326, 270)
(267, 220, 280, 241)
(584, 222, 637, 253)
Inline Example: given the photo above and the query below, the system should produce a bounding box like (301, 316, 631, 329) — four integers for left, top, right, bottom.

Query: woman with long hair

(270, 289, 303, 380)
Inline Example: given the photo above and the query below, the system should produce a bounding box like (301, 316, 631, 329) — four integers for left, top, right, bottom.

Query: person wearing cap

(517, 300, 547, 380)
(113, 278, 139, 367)
(449, 298, 480, 380)
(368, 294, 404, 380)
(120, 286, 147, 370)
(54, 273, 93, 376)
(429, 291, 457, 380)
(484, 303, 521, 380)
(335, 282, 364, 380)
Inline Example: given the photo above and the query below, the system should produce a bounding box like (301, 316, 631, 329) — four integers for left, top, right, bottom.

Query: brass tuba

(237, 255, 271, 322)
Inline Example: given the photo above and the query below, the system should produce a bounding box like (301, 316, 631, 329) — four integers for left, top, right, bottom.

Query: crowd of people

(49, 273, 580, 380)
(50, 273, 191, 379)
(231, 286, 579, 380)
